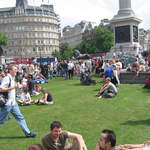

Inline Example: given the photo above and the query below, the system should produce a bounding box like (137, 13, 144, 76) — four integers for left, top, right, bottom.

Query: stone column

(119, 0, 131, 10)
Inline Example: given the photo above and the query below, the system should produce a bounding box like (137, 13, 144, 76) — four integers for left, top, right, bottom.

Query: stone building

(0, 0, 60, 61)
(139, 29, 150, 51)
(61, 21, 96, 48)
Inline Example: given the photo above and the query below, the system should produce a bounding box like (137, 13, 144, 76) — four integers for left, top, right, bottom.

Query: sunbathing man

(42, 121, 87, 150)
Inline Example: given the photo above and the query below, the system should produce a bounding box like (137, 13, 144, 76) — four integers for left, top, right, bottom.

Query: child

(17, 88, 33, 105)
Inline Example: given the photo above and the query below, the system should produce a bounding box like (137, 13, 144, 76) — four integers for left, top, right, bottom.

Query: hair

(28, 144, 45, 150)
(50, 121, 62, 130)
(105, 77, 111, 82)
(7, 64, 17, 71)
(101, 129, 116, 147)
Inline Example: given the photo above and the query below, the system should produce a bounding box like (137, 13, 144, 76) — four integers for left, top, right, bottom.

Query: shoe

(98, 96, 102, 99)
(26, 132, 37, 138)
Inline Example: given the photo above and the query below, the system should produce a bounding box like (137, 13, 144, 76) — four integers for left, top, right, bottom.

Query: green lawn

(0, 77, 150, 150)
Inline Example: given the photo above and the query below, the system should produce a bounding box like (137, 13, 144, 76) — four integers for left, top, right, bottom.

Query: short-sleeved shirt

(0, 74, 16, 105)
(42, 131, 68, 150)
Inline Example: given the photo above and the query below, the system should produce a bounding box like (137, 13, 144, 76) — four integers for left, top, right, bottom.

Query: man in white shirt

(0, 64, 37, 137)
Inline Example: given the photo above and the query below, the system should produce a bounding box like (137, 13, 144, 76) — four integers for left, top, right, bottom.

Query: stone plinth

(120, 72, 150, 84)
(107, 0, 142, 59)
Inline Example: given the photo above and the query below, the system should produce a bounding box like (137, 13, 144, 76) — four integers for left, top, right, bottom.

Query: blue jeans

(0, 104, 30, 135)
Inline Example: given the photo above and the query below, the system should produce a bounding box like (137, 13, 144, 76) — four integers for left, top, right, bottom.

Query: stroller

(80, 71, 96, 85)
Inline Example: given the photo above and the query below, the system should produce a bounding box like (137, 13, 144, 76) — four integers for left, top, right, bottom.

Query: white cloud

(0, 0, 149, 29)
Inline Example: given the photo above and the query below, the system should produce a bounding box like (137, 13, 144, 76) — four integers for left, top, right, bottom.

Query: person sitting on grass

(96, 77, 118, 99)
(42, 121, 87, 150)
(35, 88, 53, 105)
(17, 88, 33, 106)
(95, 129, 117, 150)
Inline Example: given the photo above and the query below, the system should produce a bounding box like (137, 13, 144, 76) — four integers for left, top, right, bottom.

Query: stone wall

(120, 72, 150, 84)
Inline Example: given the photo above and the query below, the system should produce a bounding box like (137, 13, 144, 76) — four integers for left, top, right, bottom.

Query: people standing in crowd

(40, 63, 49, 79)
(42, 121, 87, 150)
(0, 64, 37, 137)
(61, 60, 68, 79)
(111, 65, 120, 87)
(104, 63, 113, 79)
(68, 61, 74, 79)
(95, 129, 117, 150)
(27, 74, 35, 96)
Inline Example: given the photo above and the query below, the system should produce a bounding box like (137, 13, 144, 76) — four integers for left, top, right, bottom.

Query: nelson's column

(108, 0, 142, 58)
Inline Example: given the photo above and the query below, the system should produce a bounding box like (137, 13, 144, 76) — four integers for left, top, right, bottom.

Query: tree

(0, 32, 8, 46)
(75, 26, 114, 54)
(52, 43, 73, 60)
(95, 26, 114, 52)
(75, 41, 98, 54)
(52, 50, 61, 60)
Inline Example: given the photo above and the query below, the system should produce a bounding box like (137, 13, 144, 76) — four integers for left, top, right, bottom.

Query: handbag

(0, 77, 11, 107)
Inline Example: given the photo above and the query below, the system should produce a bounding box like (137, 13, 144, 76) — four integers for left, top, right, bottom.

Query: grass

(0, 76, 150, 150)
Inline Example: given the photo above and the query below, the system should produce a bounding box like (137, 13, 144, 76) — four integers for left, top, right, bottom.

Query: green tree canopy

(75, 26, 114, 54)
(95, 26, 114, 52)
(52, 43, 73, 60)
(0, 32, 8, 46)
(75, 41, 98, 54)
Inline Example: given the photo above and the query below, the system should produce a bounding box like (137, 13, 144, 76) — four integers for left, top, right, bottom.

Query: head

(105, 77, 111, 83)
(50, 121, 62, 139)
(40, 88, 46, 93)
(98, 129, 116, 150)
(7, 64, 18, 77)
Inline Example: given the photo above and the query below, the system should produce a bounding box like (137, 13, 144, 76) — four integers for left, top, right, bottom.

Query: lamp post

(39, 47, 42, 58)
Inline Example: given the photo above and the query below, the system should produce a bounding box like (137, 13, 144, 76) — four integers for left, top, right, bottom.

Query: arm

(0, 85, 17, 92)
(95, 143, 100, 150)
(39, 93, 48, 104)
(100, 83, 111, 93)
(120, 144, 144, 149)
(67, 132, 87, 150)
(43, 93, 48, 103)
(0, 77, 17, 92)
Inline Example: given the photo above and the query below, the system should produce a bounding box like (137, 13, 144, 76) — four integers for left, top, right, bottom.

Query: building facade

(61, 21, 96, 48)
(139, 29, 150, 51)
(0, 0, 60, 60)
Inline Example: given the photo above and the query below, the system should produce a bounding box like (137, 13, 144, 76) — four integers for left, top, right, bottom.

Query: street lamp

(39, 47, 42, 58)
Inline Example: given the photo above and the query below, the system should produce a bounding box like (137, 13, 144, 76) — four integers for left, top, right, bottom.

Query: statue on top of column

(16, 0, 28, 8)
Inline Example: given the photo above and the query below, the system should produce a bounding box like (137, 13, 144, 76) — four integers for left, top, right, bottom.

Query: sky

(0, 0, 150, 30)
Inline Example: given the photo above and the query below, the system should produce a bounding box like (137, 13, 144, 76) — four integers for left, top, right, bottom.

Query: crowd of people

(0, 55, 150, 149)
(28, 121, 150, 150)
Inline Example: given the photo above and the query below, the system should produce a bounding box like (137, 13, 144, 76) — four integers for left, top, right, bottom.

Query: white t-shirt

(0, 74, 16, 105)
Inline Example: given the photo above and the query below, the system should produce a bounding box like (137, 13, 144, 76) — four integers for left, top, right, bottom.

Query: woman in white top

(96, 77, 118, 99)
